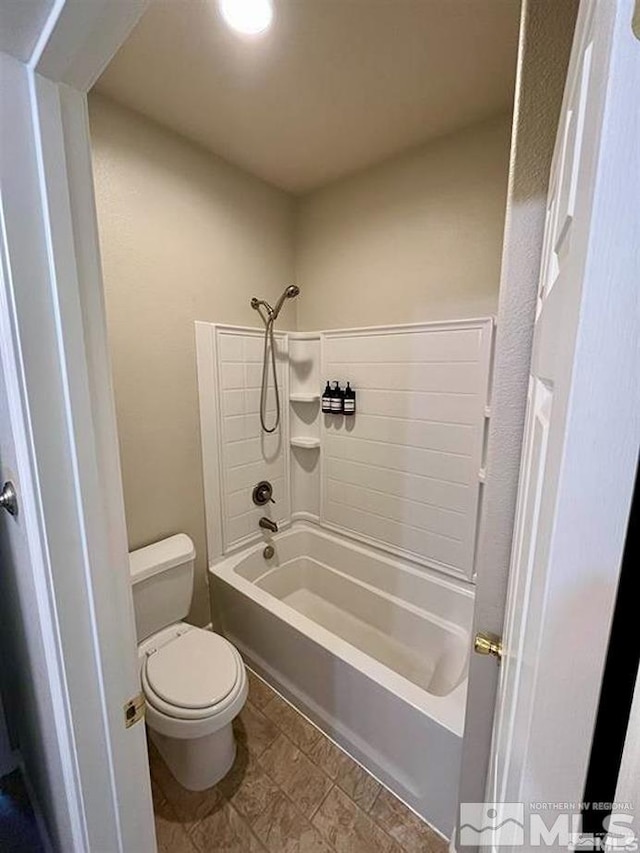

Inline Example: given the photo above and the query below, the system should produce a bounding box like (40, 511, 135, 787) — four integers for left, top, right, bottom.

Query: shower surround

(195, 317, 493, 835)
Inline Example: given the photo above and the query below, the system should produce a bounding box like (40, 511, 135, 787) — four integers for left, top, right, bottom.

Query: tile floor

(150, 670, 448, 853)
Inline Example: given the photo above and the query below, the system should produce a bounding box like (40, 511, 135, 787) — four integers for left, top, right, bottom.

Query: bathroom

(86, 0, 576, 850)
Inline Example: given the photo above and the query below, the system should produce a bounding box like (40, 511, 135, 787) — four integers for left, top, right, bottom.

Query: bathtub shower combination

(196, 317, 493, 835)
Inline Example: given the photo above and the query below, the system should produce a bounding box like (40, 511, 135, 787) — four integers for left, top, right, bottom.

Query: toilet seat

(142, 628, 245, 722)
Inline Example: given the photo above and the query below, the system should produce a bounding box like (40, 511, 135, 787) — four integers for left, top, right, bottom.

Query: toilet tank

(129, 534, 196, 642)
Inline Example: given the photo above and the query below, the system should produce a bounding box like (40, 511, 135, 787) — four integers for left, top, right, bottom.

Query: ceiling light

(219, 0, 273, 36)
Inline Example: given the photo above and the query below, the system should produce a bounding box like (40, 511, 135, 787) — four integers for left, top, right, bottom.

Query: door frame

(0, 1, 154, 850)
(486, 0, 639, 838)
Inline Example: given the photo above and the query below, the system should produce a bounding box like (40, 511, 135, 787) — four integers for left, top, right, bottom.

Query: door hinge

(474, 631, 503, 662)
(124, 692, 145, 728)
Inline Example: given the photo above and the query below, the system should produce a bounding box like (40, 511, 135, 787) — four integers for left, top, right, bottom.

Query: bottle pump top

(330, 381, 343, 413)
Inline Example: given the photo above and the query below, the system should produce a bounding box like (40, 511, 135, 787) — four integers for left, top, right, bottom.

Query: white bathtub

(209, 524, 474, 836)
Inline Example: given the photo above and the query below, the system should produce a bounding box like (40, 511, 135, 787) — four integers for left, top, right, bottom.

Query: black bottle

(322, 381, 332, 413)
(330, 381, 344, 414)
(343, 382, 356, 415)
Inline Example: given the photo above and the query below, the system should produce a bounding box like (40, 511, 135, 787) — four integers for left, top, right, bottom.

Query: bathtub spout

(259, 517, 278, 533)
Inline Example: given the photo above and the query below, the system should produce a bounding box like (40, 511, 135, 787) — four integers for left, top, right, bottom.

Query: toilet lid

(145, 630, 240, 711)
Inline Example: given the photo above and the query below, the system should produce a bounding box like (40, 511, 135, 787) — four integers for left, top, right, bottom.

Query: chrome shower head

(269, 284, 300, 321)
(251, 285, 299, 325)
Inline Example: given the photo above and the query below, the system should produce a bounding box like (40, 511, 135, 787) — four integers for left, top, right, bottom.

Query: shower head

(251, 284, 300, 324)
(271, 284, 300, 320)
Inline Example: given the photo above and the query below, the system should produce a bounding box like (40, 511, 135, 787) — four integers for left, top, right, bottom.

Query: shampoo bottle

(330, 381, 344, 414)
(322, 381, 332, 413)
(343, 382, 356, 415)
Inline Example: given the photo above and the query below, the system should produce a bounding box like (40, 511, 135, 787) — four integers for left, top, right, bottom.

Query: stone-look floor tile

(334, 756, 380, 811)
(247, 669, 277, 710)
(307, 736, 345, 780)
(151, 774, 166, 810)
(263, 695, 322, 754)
(259, 734, 332, 817)
(217, 743, 283, 826)
(154, 798, 198, 853)
(252, 790, 334, 853)
(234, 701, 280, 758)
(150, 742, 224, 833)
(313, 785, 403, 853)
(307, 735, 380, 810)
(190, 798, 267, 853)
(369, 787, 447, 853)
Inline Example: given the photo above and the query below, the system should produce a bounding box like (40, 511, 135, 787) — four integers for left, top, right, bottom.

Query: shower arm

(251, 298, 273, 327)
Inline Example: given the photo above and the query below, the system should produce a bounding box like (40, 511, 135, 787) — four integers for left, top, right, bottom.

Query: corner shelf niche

(289, 393, 320, 403)
(290, 436, 320, 449)
(288, 333, 321, 520)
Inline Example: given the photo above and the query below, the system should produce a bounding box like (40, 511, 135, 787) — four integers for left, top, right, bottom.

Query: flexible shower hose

(259, 318, 280, 433)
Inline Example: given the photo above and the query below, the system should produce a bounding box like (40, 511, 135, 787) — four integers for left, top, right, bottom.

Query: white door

(1, 31, 156, 850)
(480, 0, 639, 846)
(0, 274, 78, 843)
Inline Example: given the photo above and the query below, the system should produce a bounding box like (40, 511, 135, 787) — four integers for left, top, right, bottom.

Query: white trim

(195, 322, 225, 562)
(1, 0, 156, 849)
(0, 54, 87, 850)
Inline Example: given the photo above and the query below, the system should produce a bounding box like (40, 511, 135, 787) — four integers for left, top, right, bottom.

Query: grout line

(323, 358, 479, 366)
(325, 495, 464, 544)
(325, 387, 476, 397)
(324, 453, 470, 489)
(326, 431, 472, 459)
(225, 798, 270, 853)
(324, 475, 466, 516)
(341, 412, 475, 428)
(245, 667, 448, 848)
(250, 736, 339, 853)
(309, 780, 334, 821)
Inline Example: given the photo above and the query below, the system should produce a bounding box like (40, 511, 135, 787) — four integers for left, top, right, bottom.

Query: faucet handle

(252, 480, 275, 506)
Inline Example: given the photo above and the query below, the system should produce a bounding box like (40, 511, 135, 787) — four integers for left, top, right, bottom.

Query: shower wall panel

(196, 324, 290, 558)
(197, 319, 492, 581)
(321, 319, 493, 580)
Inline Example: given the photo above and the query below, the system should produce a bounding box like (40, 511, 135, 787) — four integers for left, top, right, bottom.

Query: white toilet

(130, 533, 248, 791)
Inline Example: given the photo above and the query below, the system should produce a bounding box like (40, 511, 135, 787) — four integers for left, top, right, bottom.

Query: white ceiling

(0, 0, 54, 62)
(96, 0, 521, 194)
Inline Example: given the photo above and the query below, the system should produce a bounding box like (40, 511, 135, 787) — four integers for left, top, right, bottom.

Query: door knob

(474, 631, 503, 662)
(0, 481, 18, 516)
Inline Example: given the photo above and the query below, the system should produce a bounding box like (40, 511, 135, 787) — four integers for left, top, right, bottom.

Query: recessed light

(219, 0, 273, 37)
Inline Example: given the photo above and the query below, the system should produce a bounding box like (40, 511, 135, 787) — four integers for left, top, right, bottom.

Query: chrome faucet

(259, 517, 278, 533)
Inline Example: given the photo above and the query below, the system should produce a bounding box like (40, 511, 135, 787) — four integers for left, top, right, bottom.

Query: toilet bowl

(130, 535, 248, 790)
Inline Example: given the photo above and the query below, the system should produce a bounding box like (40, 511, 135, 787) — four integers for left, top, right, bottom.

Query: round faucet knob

(252, 480, 275, 506)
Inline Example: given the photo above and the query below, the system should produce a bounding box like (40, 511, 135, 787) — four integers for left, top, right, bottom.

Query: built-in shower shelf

(290, 436, 321, 449)
(289, 393, 320, 403)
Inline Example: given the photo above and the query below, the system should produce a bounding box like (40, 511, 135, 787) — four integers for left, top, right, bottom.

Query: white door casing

(0, 0, 154, 850)
(486, 0, 639, 842)
(0, 229, 77, 845)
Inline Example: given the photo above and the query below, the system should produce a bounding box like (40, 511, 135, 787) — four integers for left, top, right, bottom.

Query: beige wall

(295, 114, 511, 330)
(89, 94, 295, 625)
(90, 95, 511, 627)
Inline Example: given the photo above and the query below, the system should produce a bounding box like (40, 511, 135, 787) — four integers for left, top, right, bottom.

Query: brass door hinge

(124, 692, 145, 728)
(474, 631, 503, 662)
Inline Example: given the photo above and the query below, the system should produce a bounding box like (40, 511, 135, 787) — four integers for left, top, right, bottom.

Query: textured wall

(457, 0, 578, 821)
(295, 114, 511, 330)
(89, 94, 295, 625)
